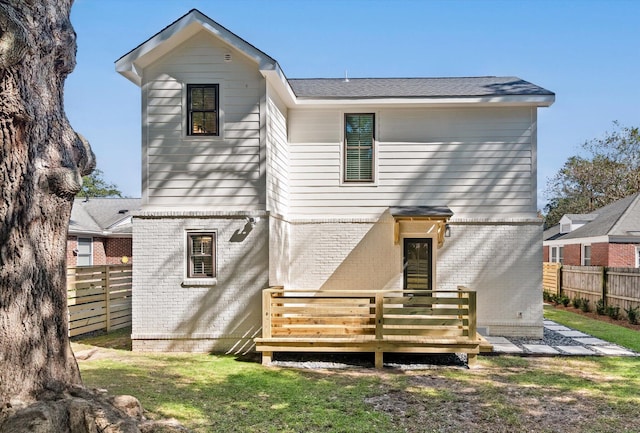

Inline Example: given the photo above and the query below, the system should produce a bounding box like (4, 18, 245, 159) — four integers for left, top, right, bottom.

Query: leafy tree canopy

(544, 122, 640, 228)
(77, 168, 122, 198)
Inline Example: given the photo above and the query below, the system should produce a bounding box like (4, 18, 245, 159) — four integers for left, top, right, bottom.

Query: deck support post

(374, 351, 383, 369)
(467, 353, 478, 368)
(262, 351, 273, 366)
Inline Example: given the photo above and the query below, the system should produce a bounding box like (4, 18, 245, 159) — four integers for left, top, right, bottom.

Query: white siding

(265, 86, 289, 215)
(142, 30, 266, 210)
(288, 107, 536, 218)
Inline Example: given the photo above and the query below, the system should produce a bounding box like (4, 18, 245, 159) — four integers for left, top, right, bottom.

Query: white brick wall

(438, 221, 543, 338)
(289, 213, 401, 291)
(132, 213, 268, 352)
(287, 215, 543, 338)
(133, 212, 542, 352)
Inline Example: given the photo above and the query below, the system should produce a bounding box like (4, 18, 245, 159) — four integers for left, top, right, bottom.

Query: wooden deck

(254, 287, 491, 368)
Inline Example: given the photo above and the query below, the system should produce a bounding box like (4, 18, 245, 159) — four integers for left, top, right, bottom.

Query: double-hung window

(582, 245, 591, 266)
(344, 113, 374, 182)
(77, 237, 92, 267)
(187, 84, 219, 136)
(550, 246, 564, 264)
(187, 233, 216, 278)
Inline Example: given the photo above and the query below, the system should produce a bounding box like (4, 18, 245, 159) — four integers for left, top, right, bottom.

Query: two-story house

(116, 9, 554, 352)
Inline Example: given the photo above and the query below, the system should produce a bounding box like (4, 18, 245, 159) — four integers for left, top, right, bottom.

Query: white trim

(292, 95, 555, 107)
(544, 235, 610, 246)
(116, 11, 277, 86)
(581, 244, 592, 266)
(181, 81, 225, 141)
(636, 246, 640, 268)
(77, 237, 93, 267)
(183, 230, 218, 284)
(340, 111, 378, 186)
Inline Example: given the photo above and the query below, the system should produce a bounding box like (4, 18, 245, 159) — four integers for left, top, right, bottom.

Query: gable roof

(116, 9, 279, 86)
(70, 198, 141, 237)
(543, 224, 563, 241)
(550, 193, 640, 241)
(116, 9, 554, 108)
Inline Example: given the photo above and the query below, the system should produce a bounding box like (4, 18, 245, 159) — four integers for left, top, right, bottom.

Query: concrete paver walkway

(485, 320, 638, 356)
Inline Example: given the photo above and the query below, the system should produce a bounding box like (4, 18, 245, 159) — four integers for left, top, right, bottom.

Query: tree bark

(0, 0, 95, 405)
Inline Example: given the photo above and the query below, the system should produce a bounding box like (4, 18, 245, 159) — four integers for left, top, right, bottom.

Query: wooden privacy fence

(543, 263, 640, 313)
(67, 265, 132, 337)
(254, 287, 486, 368)
(543, 262, 561, 296)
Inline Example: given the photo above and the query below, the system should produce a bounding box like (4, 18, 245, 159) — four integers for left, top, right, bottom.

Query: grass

(72, 320, 640, 433)
(76, 344, 399, 432)
(544, 305, 640, 352)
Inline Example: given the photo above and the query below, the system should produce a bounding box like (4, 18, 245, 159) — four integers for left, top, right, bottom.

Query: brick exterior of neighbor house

(68, 198, 139, 267)
(543, 194, 640, 268)
(561, 244, 582, 266)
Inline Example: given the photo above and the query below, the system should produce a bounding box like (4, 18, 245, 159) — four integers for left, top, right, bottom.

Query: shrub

(580, 299, 590, 313)
(625, 306, 639, 325)
(596, 299, 606, 316)
(572, 297, 582, 309)
(545, 293, 559, 304)
(559, 295, 570, 307)
(606, 305, 620, 320)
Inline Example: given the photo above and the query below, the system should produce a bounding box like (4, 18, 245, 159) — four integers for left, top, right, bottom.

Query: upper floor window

(344, 113, 374, 182)
(187, 233, 216, 278)
(187, 84, 219, 136)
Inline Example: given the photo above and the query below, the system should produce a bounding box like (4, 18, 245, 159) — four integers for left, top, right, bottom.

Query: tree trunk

(0, 0, 95, 405)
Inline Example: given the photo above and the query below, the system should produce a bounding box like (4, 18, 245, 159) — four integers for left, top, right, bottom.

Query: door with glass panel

(403, 238, 433, 291)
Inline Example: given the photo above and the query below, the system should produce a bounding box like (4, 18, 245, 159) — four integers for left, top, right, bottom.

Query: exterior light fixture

(444, 224, 451, 238)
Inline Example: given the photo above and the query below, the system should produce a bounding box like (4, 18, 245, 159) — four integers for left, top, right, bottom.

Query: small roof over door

(390, 206, 454, 248)
(390, 206, 454, 219)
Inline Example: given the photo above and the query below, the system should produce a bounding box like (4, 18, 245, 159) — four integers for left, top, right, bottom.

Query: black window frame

(344, 113, 375, 182)
(403, 238, 433, 291)
(187, 232, 216, 278)
(187, 84, 219, 136)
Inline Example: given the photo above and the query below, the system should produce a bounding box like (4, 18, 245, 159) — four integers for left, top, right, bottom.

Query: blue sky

(66, 0, 640, 208)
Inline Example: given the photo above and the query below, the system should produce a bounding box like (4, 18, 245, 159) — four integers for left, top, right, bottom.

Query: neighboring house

(116, 9, 554, 352)
(68, 198, 141, 267)
(543, 193, 640, 267)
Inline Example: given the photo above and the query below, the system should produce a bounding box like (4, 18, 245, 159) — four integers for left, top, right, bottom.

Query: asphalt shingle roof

(559, 193, 640, 240)
(288, 77, 554, 99)
(70, 198, 141, 235)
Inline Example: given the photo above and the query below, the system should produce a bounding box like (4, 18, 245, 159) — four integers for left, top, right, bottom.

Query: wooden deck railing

(254, 287, 483, 368)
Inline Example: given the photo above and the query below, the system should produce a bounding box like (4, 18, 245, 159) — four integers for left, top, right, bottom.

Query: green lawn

(73, 321, 640, 433)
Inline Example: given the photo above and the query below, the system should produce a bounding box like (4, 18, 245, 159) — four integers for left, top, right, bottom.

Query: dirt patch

(363, 358, 636, 433)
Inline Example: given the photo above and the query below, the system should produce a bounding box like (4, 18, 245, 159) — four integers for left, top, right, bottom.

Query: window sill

(181, 278, 217, 287)
(340, 182, 378, 187)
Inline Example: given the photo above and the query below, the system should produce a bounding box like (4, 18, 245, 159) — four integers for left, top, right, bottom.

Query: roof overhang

(116, 9, 556, 110)
(116, 9, 278, 87)
(391, 206, 453, 248)
(289, 94, 555, 108)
